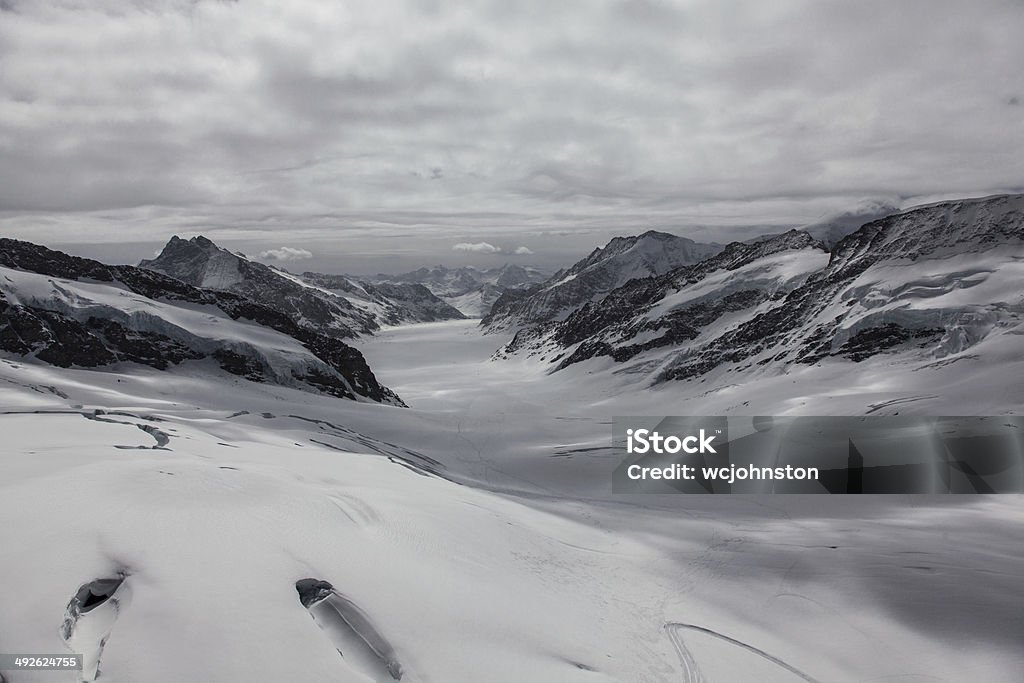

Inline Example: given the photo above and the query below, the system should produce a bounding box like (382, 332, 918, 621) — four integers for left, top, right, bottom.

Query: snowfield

(1, 320, 1022, 682)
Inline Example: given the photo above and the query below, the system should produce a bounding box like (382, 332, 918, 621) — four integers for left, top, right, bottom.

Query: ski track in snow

(664, 622, 820, 683)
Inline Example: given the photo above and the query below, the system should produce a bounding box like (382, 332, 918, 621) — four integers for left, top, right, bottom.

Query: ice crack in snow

(295, 579, 404, 681)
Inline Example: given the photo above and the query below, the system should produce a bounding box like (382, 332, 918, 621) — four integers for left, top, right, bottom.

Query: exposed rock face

(0, 239, 404, 405)
(0, 298, 118, 368)
(140, 236, 378, 338)
(481, 231, 723, 332)
(483, 285, 542, 328)
(836, 323, 944, 362)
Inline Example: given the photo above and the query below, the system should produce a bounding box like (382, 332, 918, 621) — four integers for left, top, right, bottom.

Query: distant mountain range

(365, 264, 550, 318)
(482, 230, 724, 332)
(495, 194, 1024, 388)
(2, 194, 1021, 404)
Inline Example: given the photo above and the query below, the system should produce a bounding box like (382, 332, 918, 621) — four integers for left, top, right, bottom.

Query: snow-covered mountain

(0, 238, 403, 405)
(657, 193, 1024, 382)
(482, 231, 723, 332)
(368, 264, 550, 318)
(497, 230, 827, 366)
(140, 236, 463, 335)
(298, 272, 466, 325)
(497, 195, 1024, 390)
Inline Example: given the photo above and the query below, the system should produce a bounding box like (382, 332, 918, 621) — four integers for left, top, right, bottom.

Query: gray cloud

(0, 0, 1022, 270)
(452, 242, 535, 256)
(259, 246, 314, 261)
(453, 242, 501, 254)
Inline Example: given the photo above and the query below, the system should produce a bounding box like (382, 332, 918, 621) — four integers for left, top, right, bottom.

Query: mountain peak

(141, 234, 245, 292)
(151, 235, 224, 265)
(162, 234, 219, 250)
(482, 230, 723, 331)
(636, 229, 680, 241)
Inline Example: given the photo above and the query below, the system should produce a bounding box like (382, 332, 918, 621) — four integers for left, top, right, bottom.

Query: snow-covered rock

(298, 272, 466, 325)
(140, 236, 378, 338)
(493, 195, 1024, 392)
(482, 231, 723, 332)
(496, 230, 827, 369)
(656, 193, 1024, 383)
(141, 236, 464, 336)
(0, 238, 404, 405)
(367, 264, 550, 318)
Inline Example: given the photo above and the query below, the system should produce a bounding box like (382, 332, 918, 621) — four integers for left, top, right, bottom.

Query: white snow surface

(1, 320, 1022, 682)
(646, 248, 829, 320)
(442, 289, 488, 318)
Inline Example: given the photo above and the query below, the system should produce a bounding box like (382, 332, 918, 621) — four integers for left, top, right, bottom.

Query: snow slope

(1, 322, 1022, 682)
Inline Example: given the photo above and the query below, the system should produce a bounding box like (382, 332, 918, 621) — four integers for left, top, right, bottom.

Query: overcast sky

(1, 0, 1022, 273)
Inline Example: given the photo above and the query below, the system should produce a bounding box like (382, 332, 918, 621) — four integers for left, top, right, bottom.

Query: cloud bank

(259, 247, 314, 261)
(453, 242, 501, 254)
(452, 242, 534, 255)
(0, 0, 1021, 254)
